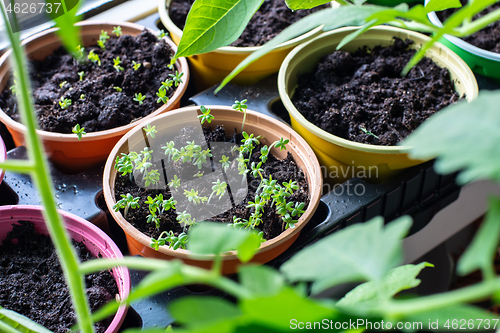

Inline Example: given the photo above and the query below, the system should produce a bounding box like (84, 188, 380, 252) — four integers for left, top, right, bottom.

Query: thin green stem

(0, 160, 34, 172)
(388, 20, 438, 33)
(241, 110, 247, 134)
(455, 8, 500, 37)
(0, 3, 94, 333)
(0, 321, 22, 333)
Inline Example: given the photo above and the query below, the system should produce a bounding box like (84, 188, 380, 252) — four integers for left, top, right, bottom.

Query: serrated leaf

(280, 216, 412, 294)
(404, 304, 499, 331)
(169, 297, 241, 327)
(216, 5, 384, 93)
(337, 262, 433, 308)
(175, 0, 264, 58)
(404, 92, 500, 185)
(0, 307, 52, 333)
(457, 197, 500, 277)
(187, 222, 261, 262)
(285, 0, 331, 10)
(239, 265, 285, 297)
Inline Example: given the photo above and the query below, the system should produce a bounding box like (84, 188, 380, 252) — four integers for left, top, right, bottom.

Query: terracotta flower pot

(103, 105, 322, 274)
(0, 205, 130, 333)
(158, 0, 333, 90)
(0, 21, 189, 173)
(278, 26, 478, 185)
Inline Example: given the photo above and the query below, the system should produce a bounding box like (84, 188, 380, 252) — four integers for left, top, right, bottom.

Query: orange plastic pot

(103, 105, 322, 274)
(0, 21, 189, 173)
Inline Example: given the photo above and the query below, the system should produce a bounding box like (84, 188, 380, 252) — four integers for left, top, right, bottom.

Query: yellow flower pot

(278, 26, 478, 185)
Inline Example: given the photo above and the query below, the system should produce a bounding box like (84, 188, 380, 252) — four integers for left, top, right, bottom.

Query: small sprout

(184, 189, 208, 205)
(72, 124, 86, 140)
(233, 99, 248, 133)
(160, 79, 173, 91)
(158, 29, 167, 39)
(144, 169, 161, 187)
(208, 179, 227, 202)
(80, 94, 85, 100)
(75, 45, 85, 60)
(9, 80, 17, 95)
(156, 88, 169, 104)
(98, 30, 110, 49)
(59, 81, 67, 88)
(113, 86, 123, 92)
(151, 231, 188, 251)
(193, 171, 204, 178)
(274, 137, 289, 151)
(360, 126, 379, 139)
(132, 60, 141, 71)
(78, 71, 85, 81)
(168, 58, 175, 70)
(112, 26, 122, 36)
(133, 93, 146, 105)
(115, 153, 133, 176)
(176, 211, 196, 228)
(144, 124, 157, 138)
(168, 71, 184, 87)
(59, 97, 72, 109)
(198, 105, 214, 124)
(113, 57, 124, 72)
(260, 145, 269, 163)
(220, 155, 230, 172)
(88, 50, 101, 66)
(113, 193, 140, 218)
(168, 175, 181, 190)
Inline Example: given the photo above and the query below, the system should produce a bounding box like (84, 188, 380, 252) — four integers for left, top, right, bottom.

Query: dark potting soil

(169, 0, 330, 47)
(0, 221, 119, 333)
(291, 38, 461, 146)
(437, 0, 500, 53)
(114, 125, 310, 241)
(0, 29, 177, 134)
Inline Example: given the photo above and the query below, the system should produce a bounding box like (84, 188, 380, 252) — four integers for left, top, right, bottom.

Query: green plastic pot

(278, 26, 478, 185)
(427, 0, 500, 81)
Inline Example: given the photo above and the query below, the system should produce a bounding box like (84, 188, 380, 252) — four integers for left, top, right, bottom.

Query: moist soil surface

(0, 29, 177, 134)
(114, 125, 310, 241)
(169, 0, 330, 47)
(0, 221, 119, 333)
(291, 38, 461, 146)
(437, 0, 500, 53)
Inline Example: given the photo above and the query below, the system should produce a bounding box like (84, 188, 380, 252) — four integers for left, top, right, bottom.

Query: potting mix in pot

(169, 0, 329, 47)
(0, 221, 118, 333)
(291, 37, 461, 146)
(113, 104, 309, 249)
(0, 27, 181, 134)
(437, 0, 500, 53)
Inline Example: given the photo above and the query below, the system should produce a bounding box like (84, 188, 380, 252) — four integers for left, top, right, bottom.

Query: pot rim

(0, 204, 130, 333)
(103, 105, 322, 261)
(278, 25, 478, 154)
(0, 134, 5, 183)
(426, 0, 500, 62)
(158, 0, 336, 54)
(0, 20, 190, 141)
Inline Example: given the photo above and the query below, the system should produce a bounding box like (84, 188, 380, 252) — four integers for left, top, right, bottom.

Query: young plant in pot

(278, 25, 478, 184)
(0, 21, 189, 173)
(427, 0, 500, 82)
(159, 0, 333, 89)
(0, 205, 130, 333)
(103, 103, 322, 274)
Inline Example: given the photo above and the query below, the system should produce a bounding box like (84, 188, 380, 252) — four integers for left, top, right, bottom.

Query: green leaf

(404, 92, 500, 185)
(187, 222, 261, 262)
(337, 262, 433, 308)
(285, 0, 331, 10)
(216, 5, 383, 93)
(404, 304, 499, 331)
(175, 0, 265, 58)
(280, 216, 412, 294)
(50, 0, 83, 57)
(169, 297, 241, 327)
(457, 197, 500, 277)
(425, 0, 461, 12)
(0, 307, 52, 333)
(238, 265, 285, 297)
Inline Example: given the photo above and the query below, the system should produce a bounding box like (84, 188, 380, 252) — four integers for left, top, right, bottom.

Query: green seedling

(232, 99, 248, 133)
(198, 105, 214, 124)
(113, 193, 140, 218)
(274, 137, 289, 151)
(184, 189, 208, 205)
(168, 175, 181, 190)
(151, 231, 188, 251)
(115, 153, 134, 177)
(144, 124, 157, 138)
(75, 45, 85, 61)
(220, 155, 230, 172)
(97, 30, 110, 49)
(156, 88, 169, 104)
(72, 124, 86, 140)
(360, 126, 379, 139)
(59, 97, 72, 109)
(144, 169, 161, 188)
(193, 171, 204, 178)
(87, 50, 101, 66)
(113, 57, 124, 72)
(168, 71, 184, 87)
(80, 94, 85, 100)
(160, 79, 174, 91)
(176, 211, 196, 230)
(9, 79, 17, 95)
(59, 81, 67, 88)
(112, 26, 122, 36)
(208, 179, 227, 203)
(158, 29, 167, 39)
(133, 93, 146, 105)
(113, 86, 123, 92)
(78, 71, 85, 81)
(132, 60, 141, 71)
